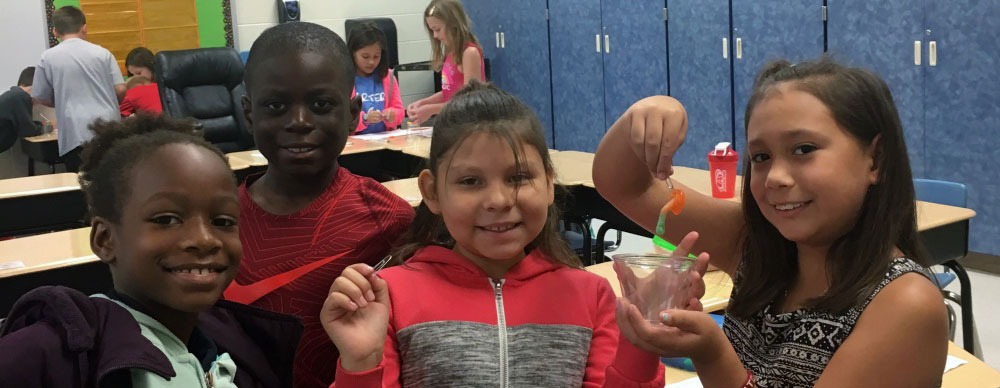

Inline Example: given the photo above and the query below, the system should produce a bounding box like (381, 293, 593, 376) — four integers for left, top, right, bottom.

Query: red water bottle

(707, 142, 739, 199)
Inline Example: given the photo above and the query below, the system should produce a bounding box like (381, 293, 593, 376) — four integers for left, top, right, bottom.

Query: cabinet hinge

(545, 8, 549, 20)
(663, 7, 668, 21)
(822, 6, 827, 21)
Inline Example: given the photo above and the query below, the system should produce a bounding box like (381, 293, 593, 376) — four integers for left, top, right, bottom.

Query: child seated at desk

(0, 114, 301, 387)
(0, 66, 42, 154)
(348, 22, 403, 135)
(594, 57, 948, 387)
(229, 22, 414, 388)
(119, 75, 162, 117)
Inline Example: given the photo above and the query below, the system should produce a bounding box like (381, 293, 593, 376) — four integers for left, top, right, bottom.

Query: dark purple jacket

(0, 286, 302, 388)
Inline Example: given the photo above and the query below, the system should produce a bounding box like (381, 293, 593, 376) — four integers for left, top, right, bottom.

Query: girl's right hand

(321, 263, 391, 372)
(621, 96, 688, 180)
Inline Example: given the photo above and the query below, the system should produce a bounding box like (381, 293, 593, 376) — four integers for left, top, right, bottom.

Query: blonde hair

(424, 0, 480, 71)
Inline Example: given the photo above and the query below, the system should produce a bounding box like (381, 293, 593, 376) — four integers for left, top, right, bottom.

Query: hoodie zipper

(491, 278, 509, 388)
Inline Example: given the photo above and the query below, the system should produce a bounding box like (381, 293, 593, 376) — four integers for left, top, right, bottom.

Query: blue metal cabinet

(601, 0, 668, 131)
(463, 0, 499, 68)
(923, 0, 1000, 254)
(731, 1, 824, 156)
(827, 0, 926, 177)
(549, 0, 607, 151)
(665, 0, 732, 169)
(465, 0, 554, 145)
(550, 0, 668, 152)
(497, 0, 554, 145)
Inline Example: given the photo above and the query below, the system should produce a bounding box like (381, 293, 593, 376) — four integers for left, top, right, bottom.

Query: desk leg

(944, 260, 976, 354)
(27, 157, 35, 176)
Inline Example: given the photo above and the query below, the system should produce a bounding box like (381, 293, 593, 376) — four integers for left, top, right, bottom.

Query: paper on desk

(665, 377, 702, 388)
(944, 355, 968, 373)
(352, 127, 433, 141)
(0, 261, 26, 271)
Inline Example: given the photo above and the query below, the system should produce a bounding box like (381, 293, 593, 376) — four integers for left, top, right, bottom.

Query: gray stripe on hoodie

(397, 321, 592, 387)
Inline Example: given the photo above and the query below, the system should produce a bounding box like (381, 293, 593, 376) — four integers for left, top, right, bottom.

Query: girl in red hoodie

(321, 81, 709, 387)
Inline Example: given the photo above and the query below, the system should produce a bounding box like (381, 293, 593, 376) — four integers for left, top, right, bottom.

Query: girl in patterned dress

(593, 57, 948, 387)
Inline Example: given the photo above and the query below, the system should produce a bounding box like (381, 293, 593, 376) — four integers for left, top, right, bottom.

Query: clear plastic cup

(612, 253, 694, 322)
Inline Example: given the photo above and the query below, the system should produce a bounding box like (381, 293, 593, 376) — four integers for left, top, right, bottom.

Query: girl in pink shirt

(405, 0, 486, 125)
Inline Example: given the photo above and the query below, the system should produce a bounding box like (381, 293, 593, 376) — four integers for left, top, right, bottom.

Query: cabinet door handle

(914, 40, 922, 65)
(496, 32, 500, 49)
(736, 37, 743, 59)
(929, 41, 937, 66)
(500, 32, 505, 48)
(723, 37, 729, 59)
(605, 34, 611, 53)
(595, 34, 601, 53)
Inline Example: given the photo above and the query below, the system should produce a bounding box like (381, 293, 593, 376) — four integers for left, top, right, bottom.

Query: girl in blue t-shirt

(348, 23, 404, 134)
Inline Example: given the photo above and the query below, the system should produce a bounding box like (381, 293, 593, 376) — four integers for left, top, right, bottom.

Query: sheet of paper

(665, 377, 702, 388)
(944, 354, 968, 373)
(0, 261, 26, 271)
(351, 127, 433, 141)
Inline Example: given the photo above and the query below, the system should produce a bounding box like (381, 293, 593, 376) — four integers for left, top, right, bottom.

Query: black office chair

(155, 47, 254, 153)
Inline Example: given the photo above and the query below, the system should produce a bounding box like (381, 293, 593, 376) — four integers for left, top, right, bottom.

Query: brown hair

(125, 47, 156, 77)
(52, 6, 86, 35)
(729, 56, 929, 317)
(424, 0, 480, 71)
(393, 81, 580, 269)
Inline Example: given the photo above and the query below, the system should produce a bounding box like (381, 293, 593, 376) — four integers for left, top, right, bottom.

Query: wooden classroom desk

(0, 173, 86, 237)
(381, 178, 422, 207)
(23, 132, 58, 143)
(0, 173, 79, 199)
(0, 227, 110, 316)
(20, 132, 62, 176)
(389, 135, 433, 158)
(226, 138, 390, 167)
(0, 227, 96, 279)
(585, 262, 1000, 387)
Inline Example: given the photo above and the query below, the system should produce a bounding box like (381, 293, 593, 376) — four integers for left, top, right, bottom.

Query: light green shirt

(92, 294, 238, 388)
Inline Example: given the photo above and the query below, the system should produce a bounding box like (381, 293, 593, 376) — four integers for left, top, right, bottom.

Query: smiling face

(420, 132, 554, 274)
(353, 43, 382, 77)
(243, 51, 359, 179)
(746, 84, 877, 249)
(96, 143, 241, 317)
(426, 16, 447, 44)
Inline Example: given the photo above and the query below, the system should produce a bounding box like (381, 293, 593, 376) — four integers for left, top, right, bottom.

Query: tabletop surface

(0, 227, 96, 279)
(23, 132, 58, 143)
(0, 173, 80, 199)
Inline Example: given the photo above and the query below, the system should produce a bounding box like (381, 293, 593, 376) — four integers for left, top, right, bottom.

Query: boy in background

(0, 67, 42, 154)
(119, 75, 162, 116)
(32, 5, 124, 172)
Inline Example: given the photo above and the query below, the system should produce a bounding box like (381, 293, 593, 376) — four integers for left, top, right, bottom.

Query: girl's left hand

(408, 105, 432, 125)
(616, 301, 727, 362)
(385, 109, 397, 124)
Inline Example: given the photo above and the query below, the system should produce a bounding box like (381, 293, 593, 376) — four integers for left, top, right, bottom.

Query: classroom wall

(52, 0, 231, 48)
(233, 0, 436, 106)
(0, 0, 50, 179)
